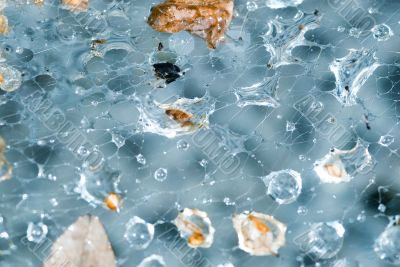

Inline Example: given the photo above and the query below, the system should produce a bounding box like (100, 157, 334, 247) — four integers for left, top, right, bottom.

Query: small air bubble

(136, 154, 146, 165)
(176, 139, 190, 151)
(154, 168, 168, 182)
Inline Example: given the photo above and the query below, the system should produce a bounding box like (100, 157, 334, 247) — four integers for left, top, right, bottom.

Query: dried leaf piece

(63, 0, 88, 12)
(34, 0, 45, 5)
(0, 15, 9, 34)
(232, 211, 286, 256)
(0, 137, 12, 182)
(165, 108, 194, 128)
(147, 0, 234, 49)
(43, 215, 116, 267)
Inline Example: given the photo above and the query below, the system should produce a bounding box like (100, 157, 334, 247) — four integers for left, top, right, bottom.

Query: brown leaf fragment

(43, 215, 116, 267)
(147, 0, 234, 49)
(63, 0, 88, 12)
(0, 15, 9, 34)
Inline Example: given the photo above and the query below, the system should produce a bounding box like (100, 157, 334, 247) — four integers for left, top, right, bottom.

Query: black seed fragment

(158, 42, 164, 51)
(153, 62, 181, 84)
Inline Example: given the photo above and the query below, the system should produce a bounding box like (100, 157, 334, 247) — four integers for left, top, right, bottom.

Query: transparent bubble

(137, 254, 166, 267)
(26, 222, 48, 243)
(297, 221, 345, 260)
(154, 168, 168, 182)
(371, 24, 393, 41)
(265, 0, 304, 9)
(124, 216, 154, 249)
(0, 64, 22, 92)
(374, 226, 400, 264)
(168, 31, 195, 56)
(379, 135, 394, 147)
(136, 154, 146, 165)
(263, 169, 302, 204)
(176, 139, 190, 151)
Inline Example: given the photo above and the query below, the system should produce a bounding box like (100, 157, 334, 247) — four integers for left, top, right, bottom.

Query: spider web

(0, 0, 400, 266)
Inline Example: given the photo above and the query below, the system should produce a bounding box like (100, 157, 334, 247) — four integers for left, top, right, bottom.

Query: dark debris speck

(153, 62, 181, 84)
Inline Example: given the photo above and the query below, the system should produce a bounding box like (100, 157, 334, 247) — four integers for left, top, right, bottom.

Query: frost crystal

(232, 211, 286, 256)
(374, 225, 400, 264)
(314, 141, 373, 184)
(124, 216, 154, 249)
(174, 208, 215, 248)
(330, 48, 379, 106)
(263, 169, 302, 204)
(263, 10, 320, 68)
(233, 68, 280, 107)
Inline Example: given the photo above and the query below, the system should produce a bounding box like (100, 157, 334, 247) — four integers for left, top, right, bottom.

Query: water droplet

(263, 169, 302, 204)
(265, 0, 304, 9)
(378, 204, 386, 213)
(297, 206, 308, 215)
(371, 24, 393, 41)
(349, 27, 362, 38)
(174, 208, 215, 248)
(314, 141, 373, 183)
(374, 226, 400, 264)
(154, 168, 167, 182)
(176, 139, 190, 151)
(337, 26, 345, 32)
(0, 64, 22, 92)
(356, 212, 366, 222)
(286, 121, 296, 132)
(246, 1, 258, 11)
(136, 154, 146, 165)
(379, 135, 394, 147)
(200, 159, 208, 167)
(298, 221, 345, 260)
(138, 254, 166, 267)
(232, 211, 286, 256)
(111, 133, 125, 147)
(124, 216, 154, 249)
(26, 222, 48, 243)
